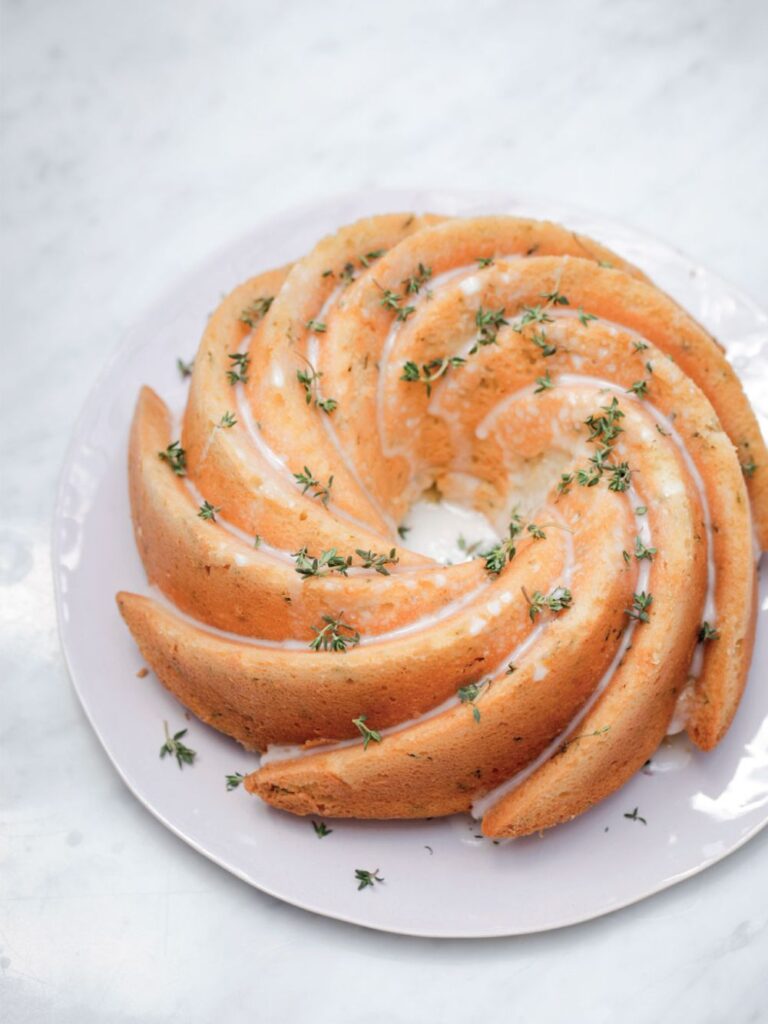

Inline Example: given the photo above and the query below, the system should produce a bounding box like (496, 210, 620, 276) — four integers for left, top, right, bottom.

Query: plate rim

(51, 188, 768, 938)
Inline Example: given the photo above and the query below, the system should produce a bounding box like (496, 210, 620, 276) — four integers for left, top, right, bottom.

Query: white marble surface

(1, 0, 767, 1020)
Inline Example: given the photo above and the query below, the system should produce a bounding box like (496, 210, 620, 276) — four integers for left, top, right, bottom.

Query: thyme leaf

(353, 715, 382, 750)
(159, 722, 196, 769)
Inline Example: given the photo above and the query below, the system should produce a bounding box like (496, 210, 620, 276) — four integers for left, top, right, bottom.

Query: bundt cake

(117, 213, 766, 838)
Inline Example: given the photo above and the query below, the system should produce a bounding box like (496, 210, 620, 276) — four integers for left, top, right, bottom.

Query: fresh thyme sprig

(524, 586, 573, 621)
(400, 356, 466, 396)
(627, 379, 649, 398)
(626, 591, 653, 623)
(534, 369, 554, 393)
(158, 441, 187, 476)
(313, 821, 333, 838)
(540, 289, 569, 306)
(293, 466, 333, 506)
(225, 772, 245, 790)
(355, 868, 384, 890)
(239, 295, 274, 327)
(159, 722, 196, 769)
(309, 613, 361, 652)
(177, 357, 194, 379)
(352, 715, 382, 750)
(360, 249, 386, 268)
(470, 306, 508, 353)
(476, 256, 494, 267)
(296, 361, 338, 414)
(403, 262, 433, 294)
(607, 461, 632, 492)
(512, 305, 555, 332)
(227, 352, 250, 384)
(305, 319, 327, 333)
(567, 397, 633, 493)
(378, 287, 415, 322)
(481, 513, 524, 575)
(577, 308, 598, 326)
(355, 548, 399, 575)
(198, 500, 221, 522)
(624, 807, 647, 825)
(531, 330, 557, 357)
(527, 523, 547, 539)
(634, 537, 656, 561)
(292, 547, 352, 578)
(562, 724, 611, 751)
(585, 397, 625, 445)
(219, 411, 237, 428)
(699, 621, 719, 642)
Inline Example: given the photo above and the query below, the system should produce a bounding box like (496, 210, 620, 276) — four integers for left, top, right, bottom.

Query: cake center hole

(404, 493, 500, 565)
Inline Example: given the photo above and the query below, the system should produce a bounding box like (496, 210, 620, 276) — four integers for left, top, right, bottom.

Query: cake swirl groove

(117, 213, 765, 837)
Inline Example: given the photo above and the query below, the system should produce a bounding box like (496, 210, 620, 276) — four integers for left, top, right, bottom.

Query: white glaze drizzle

(261, 507, 575, 763)
(306, 286, 400, 536)
(471, 482, 652, 819)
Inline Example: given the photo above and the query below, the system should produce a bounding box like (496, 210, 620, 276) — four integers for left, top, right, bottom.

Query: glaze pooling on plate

(53, 191, 768, 937)
(115, 211, 765, 839)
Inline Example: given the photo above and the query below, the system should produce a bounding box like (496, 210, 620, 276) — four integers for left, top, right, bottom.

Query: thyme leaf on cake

(531, 330, 557, 356)
(239, 295, 274, 326)
(305, 319, 327, 333)
(353, 715, 382, 750)
(293, 466, 333, 506)
(403, 262, 432, 294)
(355, 548, 399, 574)
(160, 722, 196, 769)
(627, 379, 649, 398)
(310, 614, 360, 652)
(540, 289, 569, 306)
(626, 591, 653, 623)
(158, 441, 187, 476)
(634, 537, 656, 561)
(225, 772, 245, 790)
(292, 547, 352, 579)
(227, 351, 250, 384)
(699, 621, 720, 642)
(296, 360, 338, 413)
(741, 456, 757, 478)
(400, 356, 466, 396)
(512, 304, 554, 332)
(470, 306, 508, 352)
(197, 500, 221, 522)
(524, 586, 573, 621)
(378, 285, 415, 321)
(359, 249, 386, 267)
(219, 411, 237, 428)
(458, 682, 483, 723)
(577, 308, 598, 326)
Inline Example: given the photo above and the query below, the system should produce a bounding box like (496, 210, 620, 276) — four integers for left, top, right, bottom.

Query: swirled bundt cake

(117, 213, 766, 837)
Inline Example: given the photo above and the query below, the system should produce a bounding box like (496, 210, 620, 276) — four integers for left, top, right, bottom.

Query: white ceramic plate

(53, 191, 768, 938)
